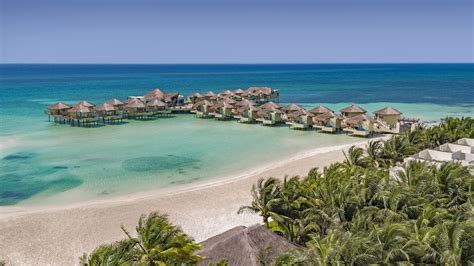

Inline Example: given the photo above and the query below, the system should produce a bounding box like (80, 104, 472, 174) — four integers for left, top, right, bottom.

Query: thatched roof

(235, 105, 259, 114)
(95, 103, 115, 112)
(259, 101, 281, 110)
(373, 107, 402, 115)
(126, 98, 146, 108)
(198, 225, 296, 266)
(282, 103, 303, 112)
(76, 100, 95, 108)
(204, 91, 217, 97)
(191, 92, 204, 98)
(48, 102, 71, 110)
(144, 88, 167, 99)
(235, 99, 256, 108)
(146, 99, 166, 107)
(193, 100, 214, 108)
(287, 109, 314, 119)
(313, 112, 342, 121)
(214, 101, 233, 109)
(222, 97, 237, 105)
(233, 89, 245, 95)
(106, 98, 124, 106)
(345, 114, 376, 124)
(257, 107, 283, 117)
(67, 104, 91, 113)
(340, 104, 366, 114)
(308, 105, 333, 115)
(220, 90, 234, 96)
(247, 87, 274, 96)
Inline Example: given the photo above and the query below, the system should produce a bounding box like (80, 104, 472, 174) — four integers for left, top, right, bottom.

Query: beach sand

(0, 139, 375, 265)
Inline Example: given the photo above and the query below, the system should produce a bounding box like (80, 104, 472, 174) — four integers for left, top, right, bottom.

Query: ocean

(0, 64, 473, 206)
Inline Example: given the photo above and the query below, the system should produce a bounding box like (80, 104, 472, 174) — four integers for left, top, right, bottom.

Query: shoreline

(0, 138, 380, 219)
(0, 137, 384, 265)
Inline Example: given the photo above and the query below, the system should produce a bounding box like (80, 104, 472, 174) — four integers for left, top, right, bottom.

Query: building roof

(313, 112, 343, 121)
(235, 99, 256, 108)
(146, 99, 166, 107)
(220, 90, 234, 96)
(282, 103, 303, 112)
(340, 104, 366, 114)
(197, 225, 296, 266)
(204, 91, 217, 97)
(233, 89, 245, 95)
(48, 102, 71, 110)
(144, 88, 167, 99)
(106, 98, 124, 106)
(374, 107, 402, 115)
(75, 100, 95, 108)
(126, 98, 146, 108)
(67, 104, 91, 113)
(287, 109, 314, 119)
(308, 105, 333, 115)
(95, 103, 115, 112)
(191, 92, 204, 98)
(259, 101, 281, 110)
(257, 107, 283, 117)
(345, 114, 376, 124)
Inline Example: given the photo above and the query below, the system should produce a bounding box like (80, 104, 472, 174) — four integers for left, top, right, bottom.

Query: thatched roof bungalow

(47, 102, 71, 115)
(197, 225, 296, 266)
(340, 104, 366, 118)
(308, 105, 333, 116)
(373, 107, 402, 127)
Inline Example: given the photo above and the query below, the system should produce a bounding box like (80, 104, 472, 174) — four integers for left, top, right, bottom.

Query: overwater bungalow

(340, 104, 367, 118)
(144, 88, 180, 106)
(67, 104, 99, 127)
(281, 103, 303, 121)
(188, 93, 204, 104)
(244, 87, 279, 103)
(146, 99, 170, 116)
(234, 99, 255, 109)
(75, 100, 95, 108)
(203, 91, 217, 101)
(287, 109, 314, 130)
(46, 102, 71, 123)
(259, 101, 281, 110)
(308, 105, 333, 116)
(313, 112, 343, 133)
(125, 98, 153, 119)
(233, 89, 245, 97)
(373, 107, 402, 133)
(213, 101, 234, 120)
(344, 114, 376, 137)
(106, 98, 125, 110)
(238, 105, 260, 123)
(96, 103, 123, 124)
(193, 100, 215, 118)
(218, 90, 234, 99)
(257, 107, 283, 126)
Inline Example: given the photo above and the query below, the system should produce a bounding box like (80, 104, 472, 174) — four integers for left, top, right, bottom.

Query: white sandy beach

(0, 139, 377, 265)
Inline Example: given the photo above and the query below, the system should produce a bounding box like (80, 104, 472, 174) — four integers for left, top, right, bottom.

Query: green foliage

(242, 117, 474, 265)
(80, 212, 202, 266)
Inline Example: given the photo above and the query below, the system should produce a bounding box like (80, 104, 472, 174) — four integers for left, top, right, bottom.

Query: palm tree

(81, 212, 202, 266)
(238, 177, 280, 228)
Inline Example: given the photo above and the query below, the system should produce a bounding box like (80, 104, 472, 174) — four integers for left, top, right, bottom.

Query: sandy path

(0, 140, 373, 265)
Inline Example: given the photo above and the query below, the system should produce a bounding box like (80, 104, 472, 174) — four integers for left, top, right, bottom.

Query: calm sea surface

(0, 64, 473, 206)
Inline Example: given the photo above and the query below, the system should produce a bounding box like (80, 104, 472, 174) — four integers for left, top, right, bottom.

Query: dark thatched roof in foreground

(197, 224, 296, 266)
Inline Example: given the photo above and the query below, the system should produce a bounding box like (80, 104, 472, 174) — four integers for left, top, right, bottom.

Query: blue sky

(1, 0, 472, 63)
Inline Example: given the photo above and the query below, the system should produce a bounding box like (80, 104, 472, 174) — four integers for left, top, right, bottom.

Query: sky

(0, 0, 473, 63)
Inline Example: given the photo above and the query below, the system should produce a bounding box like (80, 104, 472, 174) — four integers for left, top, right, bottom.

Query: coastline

(0, 138, 383, 265)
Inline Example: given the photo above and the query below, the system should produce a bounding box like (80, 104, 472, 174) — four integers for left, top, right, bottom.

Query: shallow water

(0, 64, 472, 206)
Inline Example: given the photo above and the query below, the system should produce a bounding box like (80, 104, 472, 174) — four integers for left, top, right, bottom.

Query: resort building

(106, 98, 125, 110)
(67, 104, 99, 126)
(212, 101, 234, 120)
(188, 93, 204, 104)
(146, 99, 169, 115)
(344, 114, 376, 137)
(282, 103, 304, 121)
(256, 107, 283, 126)
(143, 88, 180, 106)
(340, 104, 367, 118)
(203, 91, 217, 101)
(238, 105, 260, 123)
(373, 107, 402, 133)
(259, 101, 281, 110)
(193, 100, 215, 118)
(243, 87, 279, 103)
(124, 98, 148, 118)
(47, 102, 71, 116)
(96, 103, 123, 124)
(308, 105, 333, 116)
(233, 89, 245, 97)
(287, 109, 314, 130)
(402, 138, 474, 174)
(313, 112, 343, 133)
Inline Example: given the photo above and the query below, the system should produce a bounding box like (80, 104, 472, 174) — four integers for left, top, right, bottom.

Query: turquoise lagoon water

(0, 64, 473, 206)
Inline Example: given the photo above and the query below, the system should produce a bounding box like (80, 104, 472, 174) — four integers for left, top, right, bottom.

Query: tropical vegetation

(239, 117, 474, 265)
(80, 212, 203, 265)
